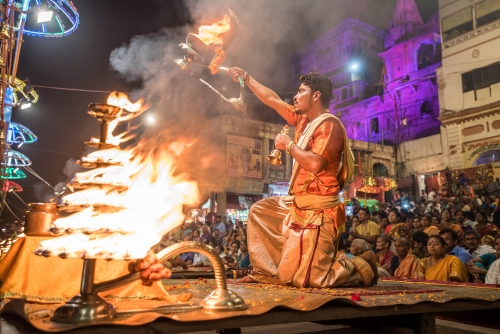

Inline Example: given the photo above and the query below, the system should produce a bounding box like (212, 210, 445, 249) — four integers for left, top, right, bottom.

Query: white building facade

(437, 0, 500, 177)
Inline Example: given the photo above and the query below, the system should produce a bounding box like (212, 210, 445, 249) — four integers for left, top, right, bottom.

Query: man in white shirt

(464, 231, 496, 258)
(427, 189, 436, 201)
(193, 253, 211, 266)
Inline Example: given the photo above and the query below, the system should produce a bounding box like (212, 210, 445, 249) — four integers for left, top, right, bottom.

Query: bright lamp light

(146, 115, 156, 125)
(20, 102, 32, 110)
(37, 10, 53, 23)
(351, 63, 359, 70)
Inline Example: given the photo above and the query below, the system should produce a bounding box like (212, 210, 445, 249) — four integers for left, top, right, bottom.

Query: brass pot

(24, 203, 60, 237)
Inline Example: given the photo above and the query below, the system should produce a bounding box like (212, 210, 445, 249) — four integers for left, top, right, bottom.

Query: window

(442, 7, 473, 42)
(462, 62, 500, 93)
(421, 100, 434, 117)
(476, 0, 500, 27)
(370, 117, 379, 134)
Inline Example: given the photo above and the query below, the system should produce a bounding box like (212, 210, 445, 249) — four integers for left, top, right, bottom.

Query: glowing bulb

(37, 10, 53, 23)
(13, 168, 19, 173)
(20, 102, 32, 110)
(351, 63, 358, 70)
(146, 115, 155, 125)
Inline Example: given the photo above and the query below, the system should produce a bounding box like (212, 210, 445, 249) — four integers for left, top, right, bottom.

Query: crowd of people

(150, 177, 500, 285)
(341, 182, 500, 284)
(152, 215, 251, 273)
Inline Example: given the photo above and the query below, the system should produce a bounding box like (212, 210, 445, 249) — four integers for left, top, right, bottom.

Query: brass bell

(0, 24, 10, 40)
(267, 125, 290, 165)
(0, 55, 5, 68)
(267, 149, 282, 165)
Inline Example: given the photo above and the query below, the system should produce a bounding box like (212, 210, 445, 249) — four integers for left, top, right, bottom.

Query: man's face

(215, 217, 221, 223)
(358, 210, 368, 222)
(214, 229, 220, 236)
(465, 234, 479, 250)
(440, 232, 456, 251)
(293, 83, 314, 115)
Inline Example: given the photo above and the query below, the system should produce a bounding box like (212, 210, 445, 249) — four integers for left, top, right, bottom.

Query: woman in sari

(375, 236, 394, 275)
(391, 237, 418, 278)
(440, 208, 464, 242)
(385, 209, 412, 252)
(475, 212, 499, 238)
(422, 214, 439, 236)
(417, 235, 468, 282)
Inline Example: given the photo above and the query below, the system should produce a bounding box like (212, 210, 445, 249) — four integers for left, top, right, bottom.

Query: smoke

(108, 0, 397, 201)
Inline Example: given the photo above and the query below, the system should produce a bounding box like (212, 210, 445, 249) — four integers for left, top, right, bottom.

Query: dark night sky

(9, 0, 438, 208)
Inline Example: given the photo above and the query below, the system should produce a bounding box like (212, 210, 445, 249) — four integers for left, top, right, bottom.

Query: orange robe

(248, 106, 373, 288)
(394, 253, 418, 278)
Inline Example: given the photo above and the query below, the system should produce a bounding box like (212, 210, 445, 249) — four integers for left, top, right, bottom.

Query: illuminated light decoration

(13, 0, 79, 38)
(37, 10, 53, 23)
(11, 77, 39, 105)
(0, 167, 27, 180)
(2, 180, 23, 192)
(2, 149, 32, 167)
(351, 63, 359, 70)
(6, 122, 38, 144)
(19, 101, 31, 109)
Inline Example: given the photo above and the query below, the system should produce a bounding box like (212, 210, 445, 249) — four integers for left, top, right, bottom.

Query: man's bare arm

(288, 143, 328, 174)
(227, 68, 291, 123)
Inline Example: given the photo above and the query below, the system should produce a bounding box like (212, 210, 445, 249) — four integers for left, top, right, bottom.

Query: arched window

(473, 149, 500, 165)
(373, 163, 389, 177)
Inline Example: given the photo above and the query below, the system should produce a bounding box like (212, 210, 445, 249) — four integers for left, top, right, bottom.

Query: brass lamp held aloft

(267, 125, 290, 165)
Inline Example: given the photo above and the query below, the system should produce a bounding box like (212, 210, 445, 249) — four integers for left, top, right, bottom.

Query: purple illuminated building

(288, 0, 442, 144)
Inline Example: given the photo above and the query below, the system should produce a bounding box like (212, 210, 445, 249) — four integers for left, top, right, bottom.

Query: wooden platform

(1, 278, 500, 333)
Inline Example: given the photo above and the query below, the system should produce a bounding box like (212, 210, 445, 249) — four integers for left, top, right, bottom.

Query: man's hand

(133, 252, 172, 286)
(274, 134, 292, 151)
(227, 67, 247, 83)
(351, 230, 360, 238)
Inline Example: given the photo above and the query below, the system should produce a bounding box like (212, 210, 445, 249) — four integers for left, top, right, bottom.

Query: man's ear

(313, 91, 321, 102)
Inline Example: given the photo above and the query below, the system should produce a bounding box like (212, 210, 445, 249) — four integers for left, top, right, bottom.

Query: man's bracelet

(286, 141, 295, 155)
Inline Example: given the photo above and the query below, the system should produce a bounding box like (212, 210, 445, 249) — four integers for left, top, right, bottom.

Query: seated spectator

(440, 209, 464, 242)
(200, 225, 212, 244)
(375, 236, 394, 274)
(482, 235, 495, 247)
(412, 231, 429, 259)
(421, 214, 439, 236)
(348, 216, 360, 242)
(222, 240, 240, 269)
(467, 235, 500, 283)
(351, 208, 380, 250)
(417, 235, 469, 282)
(386, 208, 413, 252)
(192, 252, 211, 267)
(475, 211, 499, 238)
(214, 245, 226, 258)
(349, 239, 370, 257)
(412, 216, 422, 233)
(439, 228, 471, 265)
(462, 211, 477, 229)
(237, 240, 251, 269)
(213, 215, 227, 234)
(378, 212, 389, 236)
(485, 257, 500, 284)
(391, 237, 418, 278)
(212, 229, 223, 248)
(465, 230, 496, 258)
(192, 230, 201, 242)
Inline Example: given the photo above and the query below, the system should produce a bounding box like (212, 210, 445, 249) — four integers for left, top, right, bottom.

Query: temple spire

(384, 0, 424, 48)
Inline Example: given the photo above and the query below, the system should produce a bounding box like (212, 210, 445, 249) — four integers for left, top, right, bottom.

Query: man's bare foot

(170, 256, 189, 270)
(236, 275, 257, 284)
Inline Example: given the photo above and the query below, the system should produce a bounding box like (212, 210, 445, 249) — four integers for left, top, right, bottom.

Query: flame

(192, 14, 230, 45)
(37, 93, 201, 260)
(107, 91, 145, 112)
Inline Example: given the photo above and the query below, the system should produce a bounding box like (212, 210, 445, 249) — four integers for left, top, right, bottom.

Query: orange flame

(192, 14, 230, 45)
(37, 93, 200, 260)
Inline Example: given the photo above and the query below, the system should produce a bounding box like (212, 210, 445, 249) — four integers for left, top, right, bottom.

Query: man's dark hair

(378, 212, 388, 220)
(465, 230, 480, 240)
(378, 235, 392, 248)
(299, 72, 333, 108)
(413, 231, 429, 245)
(358, 207, 370, 216)
(216, 215, 222, 219)
(463, 211, 475, 221)
(439, 228, 458, 241)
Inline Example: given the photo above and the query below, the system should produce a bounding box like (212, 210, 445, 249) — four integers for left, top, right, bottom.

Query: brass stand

(51, 259, 116, 324)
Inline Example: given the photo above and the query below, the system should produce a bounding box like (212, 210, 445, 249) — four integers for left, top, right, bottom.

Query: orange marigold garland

(209, 47, 226, 74)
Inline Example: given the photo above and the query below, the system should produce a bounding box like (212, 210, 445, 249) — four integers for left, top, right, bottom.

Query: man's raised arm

(227, 67, 291, 123)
